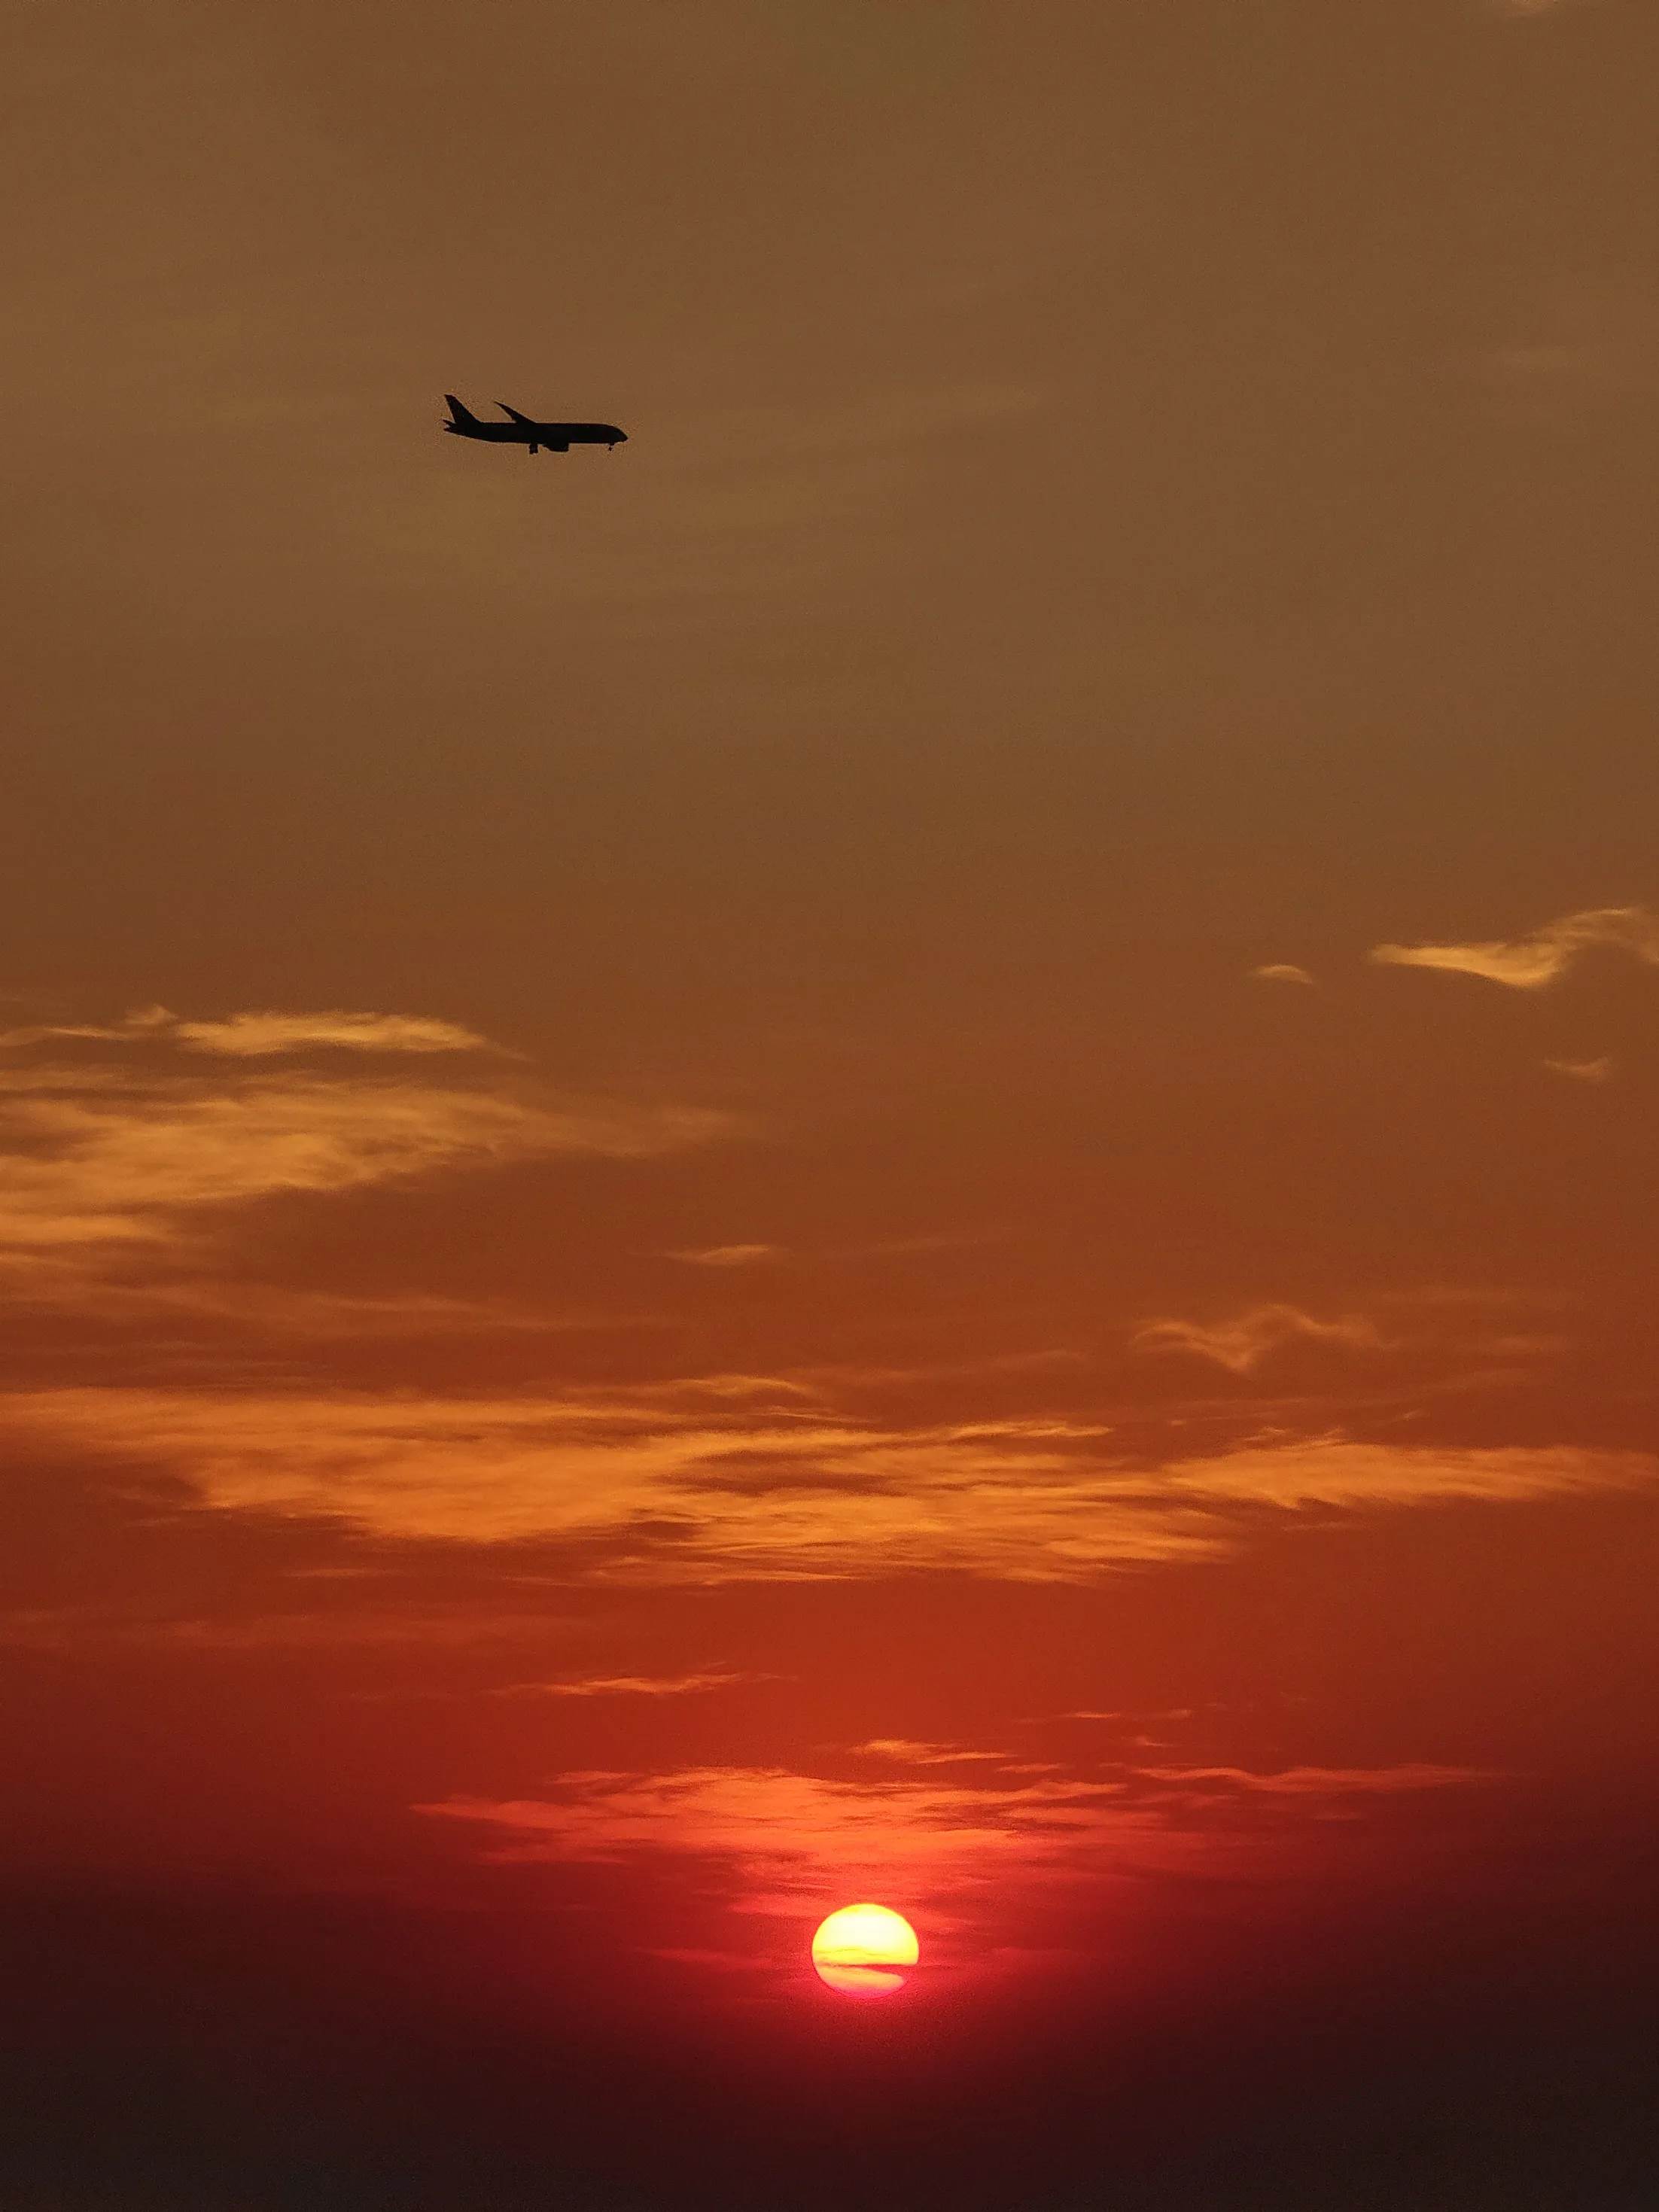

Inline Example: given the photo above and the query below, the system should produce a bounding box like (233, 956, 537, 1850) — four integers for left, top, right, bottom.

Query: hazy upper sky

(5, 4, 1657, 2207)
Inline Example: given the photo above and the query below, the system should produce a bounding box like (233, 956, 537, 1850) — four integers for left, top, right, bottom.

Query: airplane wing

(495, 401, 536, 424)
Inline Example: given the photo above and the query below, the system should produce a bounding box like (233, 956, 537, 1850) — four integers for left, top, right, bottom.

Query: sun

(811, 1903, 919, 1996)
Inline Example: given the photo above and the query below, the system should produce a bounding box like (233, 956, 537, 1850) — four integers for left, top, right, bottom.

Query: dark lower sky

(4, 2, 1657, 2205)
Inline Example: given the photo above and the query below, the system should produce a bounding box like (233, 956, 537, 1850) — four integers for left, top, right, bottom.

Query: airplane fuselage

(446, 421, 625, 448)
(443, 397, 626, 454)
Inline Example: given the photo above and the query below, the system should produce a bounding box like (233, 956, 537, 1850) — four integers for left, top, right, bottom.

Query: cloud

(1132, 1763, 1493, 1797)
(417, 1756, 1503, 1930)
(851, 1739, 1006, 1766)
(1249, 963, 1316, 987)
(0, 1006, 496, 1056)
(420, 1763, 1140, 1902)
(1544, 1055, 1615, 1084)
(662, 1234, 1005, 1271)
(624, 1373, 820, 1403)
(0, 1388, 1216, 1574)
(1132, 1304, 1386, 1376)
(2, 1386, 1645, 1584)
(663, 1243, 784, 1268)
(1059, 1708, 1194, 1727)
(169, 1011, 499, 1057)
(493, 1669, 767, 1699)
(1368, 905, 1659, 989)
(0, 1060, 738, 1255)
(1160, 1435, 1649, 1511)
(0, 1011, 167, 1052)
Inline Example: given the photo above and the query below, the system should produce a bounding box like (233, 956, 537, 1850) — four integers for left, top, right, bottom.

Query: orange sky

(5, 3, 1657, 2206)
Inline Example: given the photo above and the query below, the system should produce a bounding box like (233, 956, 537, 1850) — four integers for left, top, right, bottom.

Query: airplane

(442, 395, 627, 455)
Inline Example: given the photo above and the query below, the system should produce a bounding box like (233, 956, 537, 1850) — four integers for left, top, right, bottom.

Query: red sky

(5, 3, 1657, 2206)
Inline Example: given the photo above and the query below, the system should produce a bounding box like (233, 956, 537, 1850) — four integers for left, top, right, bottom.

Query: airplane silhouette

(443, 395, 627, 455)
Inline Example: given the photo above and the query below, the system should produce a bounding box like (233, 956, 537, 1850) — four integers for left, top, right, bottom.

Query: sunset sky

(5, 3, 1657, 2206)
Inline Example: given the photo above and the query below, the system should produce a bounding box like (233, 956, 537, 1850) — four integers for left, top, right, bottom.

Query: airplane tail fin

(443, 394, 481, 425)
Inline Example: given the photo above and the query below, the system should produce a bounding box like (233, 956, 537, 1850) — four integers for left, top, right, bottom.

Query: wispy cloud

(1059, 1707, 1195, 1727)
(663, 1243, 784, 1268)
(0, 1389, 1211, 1573)
(421, 1763, 1140, 1902)
(0, 1006, 497, 1057)
(1132, 1763, 1494, 1797)
(1249, 963, 1316, 987)
(170, 1010, 500, 1057)
(493, 1669, 768, 1699)
(661, 1233, 1001, 1271)
(2, 1386, 1645, 1583)
(1132, 1304, 1385, 1376)
(851, 1739, 1006, 1766)
(1160, 1435, 1646, 1511)
(0, 1024, 738, 1258)
(418, 1755, 1502, 1933)
(1544, 1055, 1615, 1084)
(1369, 905, 1659, 989)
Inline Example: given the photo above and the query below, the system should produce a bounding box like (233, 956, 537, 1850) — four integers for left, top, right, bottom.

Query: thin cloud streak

(1369, 905, 1659, 988)
(1544, 1055, 1616, 1083)
(171, 1011, 501, 1057)
(1132, 1763, 1496, 1797)
(1133, 1304, 1386, 1375)
(663, 1243, 784, 1268)
(1159, 1435, 1648, 1510)
(0, 1006, 498, 1057)
(492, 1670, 769, 1699)
(851, 1739, 1007, 1766)
(1250, 963, 1316, 987)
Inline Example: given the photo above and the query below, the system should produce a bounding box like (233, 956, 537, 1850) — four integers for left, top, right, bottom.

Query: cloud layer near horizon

(419, 1753, 1499, 1952)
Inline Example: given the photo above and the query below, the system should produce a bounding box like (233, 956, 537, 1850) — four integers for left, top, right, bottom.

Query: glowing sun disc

(811, 1903, 918, 1996)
